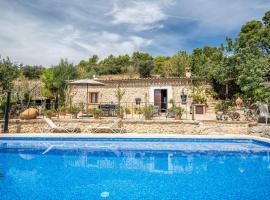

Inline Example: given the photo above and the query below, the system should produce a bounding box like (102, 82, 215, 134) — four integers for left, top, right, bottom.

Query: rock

(20, 108, 39, 120)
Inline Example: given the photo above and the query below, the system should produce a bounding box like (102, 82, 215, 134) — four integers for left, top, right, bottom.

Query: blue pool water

(1, 138, 270, 200)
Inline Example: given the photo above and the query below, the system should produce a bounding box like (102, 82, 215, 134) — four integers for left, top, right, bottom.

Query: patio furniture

(98, 104, 119, 117)
(166, 111, 175, 118)
(41, 117, 81, 133)
(87, 119, 124, 133)
(257, 103, 270, 124)
(153, 106, 160, 116)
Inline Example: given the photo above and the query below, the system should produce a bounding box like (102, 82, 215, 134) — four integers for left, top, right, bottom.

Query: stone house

(69, 77, 206, 112)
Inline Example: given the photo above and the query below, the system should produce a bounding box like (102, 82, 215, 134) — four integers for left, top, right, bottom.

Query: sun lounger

(42, 117, 81, 133)
(87, 119, 124, 133)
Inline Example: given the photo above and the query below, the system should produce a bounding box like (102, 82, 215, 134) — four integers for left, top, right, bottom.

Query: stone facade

(2, 119, 270, 137)
(70, 77, 201, 109)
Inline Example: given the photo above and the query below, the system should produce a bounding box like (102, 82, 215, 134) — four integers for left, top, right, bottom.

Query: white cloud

(0, 6, 151, 66)
(111, 1, 167, 31)
(0, 0, 269, 65)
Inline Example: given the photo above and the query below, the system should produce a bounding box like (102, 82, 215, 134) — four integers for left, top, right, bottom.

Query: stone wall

(2, 119, 268, 136)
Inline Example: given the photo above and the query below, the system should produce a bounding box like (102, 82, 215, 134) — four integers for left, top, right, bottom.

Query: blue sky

(0, 0, 269, 66)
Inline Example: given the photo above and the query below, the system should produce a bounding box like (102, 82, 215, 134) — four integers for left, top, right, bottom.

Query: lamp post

(192, 80, 195, 120)
(185, 68, 194, 120)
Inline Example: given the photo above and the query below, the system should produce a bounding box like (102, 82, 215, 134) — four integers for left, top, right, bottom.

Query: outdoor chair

(87, 119, 125, 133)
(41, 117, 81, 133)
(257, 103, 270, 124)
(166, 111, 175, 118)
(153, 106, 160, 116)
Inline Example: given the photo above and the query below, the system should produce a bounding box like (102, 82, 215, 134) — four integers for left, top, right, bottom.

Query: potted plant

(143, 105, 154, 120)
(45, 110, 53, 118)
(169, 99, 185, 120)
(172, 106, 185, 120)
(124, 107, 131, 115)
(59, 106, 67, 116)
(68, 105, 80, 118)
(215, 100, 230, 114)
(90, 108, 102, 119)
(189, 86, 207, 104)
(134, 107, 144, 114)
(115, 107, 125, 119)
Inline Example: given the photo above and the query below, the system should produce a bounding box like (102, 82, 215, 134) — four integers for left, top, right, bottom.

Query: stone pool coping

(1, 133, 270, 144)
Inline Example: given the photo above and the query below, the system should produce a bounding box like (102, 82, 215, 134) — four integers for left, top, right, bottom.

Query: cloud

(0, 1, 152, 66)
(110, 1, 167, 31)
(0, 0, 269, 65)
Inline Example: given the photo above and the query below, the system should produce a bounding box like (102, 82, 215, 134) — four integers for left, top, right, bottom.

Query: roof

(86, 77, 206, 87)
(68, 79, 105, 86)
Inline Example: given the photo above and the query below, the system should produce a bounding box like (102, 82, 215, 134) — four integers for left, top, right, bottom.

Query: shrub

(68, 105, 80, 114)
(215, 100, 232, 113)
(171, 107, 185, 116)
(143, 105, 154, 120)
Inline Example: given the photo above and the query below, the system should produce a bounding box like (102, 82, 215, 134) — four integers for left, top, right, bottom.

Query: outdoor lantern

(180, 89, 187, 104)
(181, 93, 187, 104)
(135, 98, 141, 105)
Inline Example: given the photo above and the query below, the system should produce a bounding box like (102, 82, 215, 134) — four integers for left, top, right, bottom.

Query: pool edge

(0, 133, 270, 144)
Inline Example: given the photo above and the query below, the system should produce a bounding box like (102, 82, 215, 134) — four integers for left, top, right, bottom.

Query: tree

(236, 54, 267, 101)
(138, 60, 154, 78)
(20, 65, 44, 79)
(131, 51, 153, 68)
(99, 54, 130, 75)
(0, 57, 19, 92)
(164, 51, 191, 77)
(76, 55, 99, 78)
(153, 56, 170, 76)
(41, 59, 78, 104)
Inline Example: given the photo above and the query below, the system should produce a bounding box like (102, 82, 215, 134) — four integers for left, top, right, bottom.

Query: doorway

(154, 89, 168, 112)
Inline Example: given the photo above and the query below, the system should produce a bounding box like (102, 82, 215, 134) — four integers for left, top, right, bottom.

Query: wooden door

(154, 89, 161, 108)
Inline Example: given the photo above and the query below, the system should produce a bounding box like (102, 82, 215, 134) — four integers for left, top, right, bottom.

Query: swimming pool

(0, 137, 270, 200)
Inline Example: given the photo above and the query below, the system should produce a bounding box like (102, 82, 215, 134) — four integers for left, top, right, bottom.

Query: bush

(68, 105, 80, 114)
(90, 108, 102, 115)
(215, 100, 232, 113)
(90, 108, 102, 118)
(171, 106, 185, 116)
(143, 105, 154, 119)
(138, 61, 154, 78)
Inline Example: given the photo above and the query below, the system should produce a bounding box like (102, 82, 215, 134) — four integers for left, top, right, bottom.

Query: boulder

(20, 108, 38, 120)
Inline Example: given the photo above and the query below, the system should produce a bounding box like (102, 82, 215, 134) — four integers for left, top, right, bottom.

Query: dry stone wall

(2, 119, 266, 136)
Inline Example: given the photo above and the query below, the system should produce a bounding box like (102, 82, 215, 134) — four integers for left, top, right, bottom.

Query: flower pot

(175, 115, 182, 120)
(93, 114, 100, 119)
(45, 115, 52, 119)
(235, 97, 243, 109)
(145, 116, 152, 120)
(117, 114, 124, 119)
(60, 111, 67, 116)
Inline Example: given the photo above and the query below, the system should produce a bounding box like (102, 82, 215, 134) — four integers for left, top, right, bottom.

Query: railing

(1, 100, 197, 120)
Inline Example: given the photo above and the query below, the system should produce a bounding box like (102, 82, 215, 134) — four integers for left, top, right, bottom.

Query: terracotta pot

(117, 114, 124, 119)
(93, 114, 100, 119)
(45, 115, 52, 119)
(235, 97, 243, 109)
(175, 115, 182, 120)
(60, 111, 67, 116)
(20, 108, 38, 120)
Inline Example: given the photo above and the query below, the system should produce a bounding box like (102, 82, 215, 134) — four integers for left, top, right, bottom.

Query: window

(89, 92, 98, 103)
